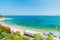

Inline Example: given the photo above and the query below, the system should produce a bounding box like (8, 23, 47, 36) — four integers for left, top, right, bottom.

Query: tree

(0, 24, 4, 29)
(0, 15, 3, 18)
(22, 35, 30, 40)
(4, 31, 22, 40)
(4, 36, 13, 40)
(4, 34, 22, 40)
(33, 33, 46, 40)
(47, 34, 54, 40)
(0, 29, 3, 33)
(11, 35, 22, 40)
(33, 33, 41, 40)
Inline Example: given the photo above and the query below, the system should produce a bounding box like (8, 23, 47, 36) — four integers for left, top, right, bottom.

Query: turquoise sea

(4, 16, 60, 32)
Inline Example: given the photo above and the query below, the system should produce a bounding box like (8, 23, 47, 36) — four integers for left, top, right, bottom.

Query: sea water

(4, 16, 60, 32)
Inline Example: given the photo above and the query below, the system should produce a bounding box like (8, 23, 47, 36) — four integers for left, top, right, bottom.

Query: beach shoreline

(1, 22, 60, 40)
(1, 22, 60, 35)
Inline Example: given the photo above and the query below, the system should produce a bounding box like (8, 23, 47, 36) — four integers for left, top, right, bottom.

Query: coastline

(1, 22, 60, 35)
(1, 22, 60, 40)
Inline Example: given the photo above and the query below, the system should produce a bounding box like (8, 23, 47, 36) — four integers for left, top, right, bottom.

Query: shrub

(22, 35, 30, 40)
(33, 33, 47, 40)
(33, 33, 41, 40)
(47, 34, 54, 40)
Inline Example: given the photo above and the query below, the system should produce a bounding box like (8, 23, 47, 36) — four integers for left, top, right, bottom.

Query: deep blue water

(4, 16, 60, 31)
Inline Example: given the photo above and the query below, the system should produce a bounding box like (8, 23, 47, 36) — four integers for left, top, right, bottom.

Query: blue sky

(0, 0, 60, 15)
